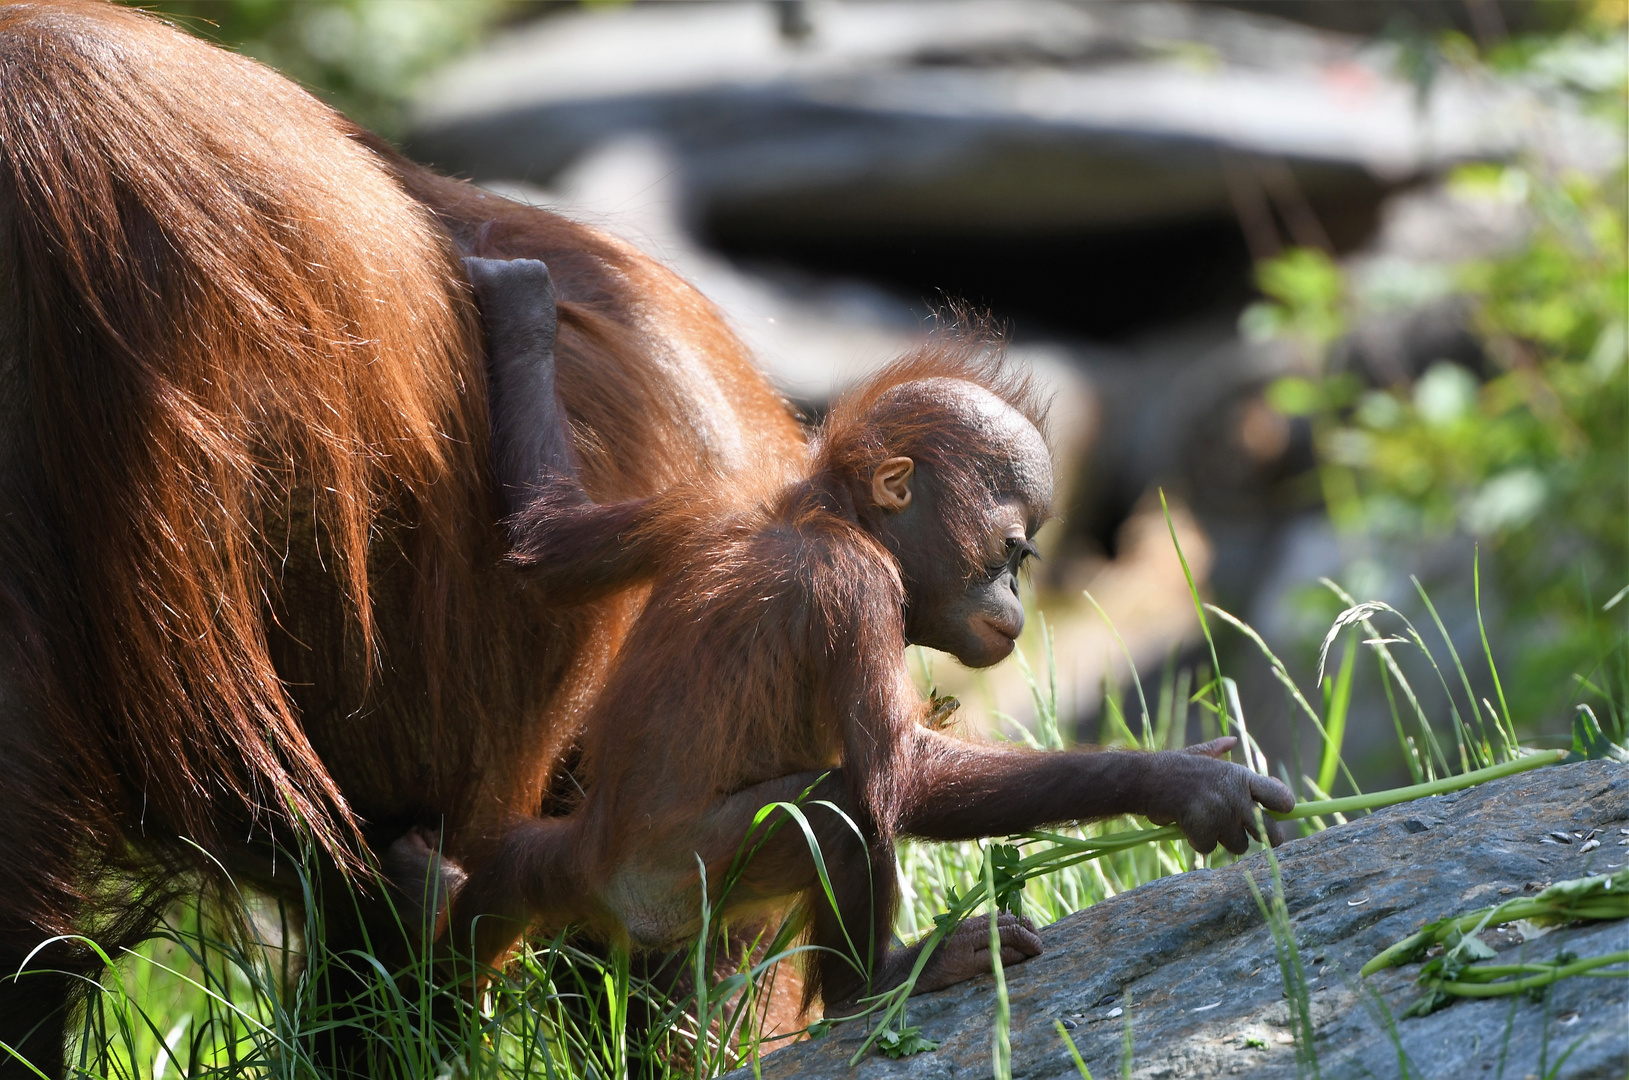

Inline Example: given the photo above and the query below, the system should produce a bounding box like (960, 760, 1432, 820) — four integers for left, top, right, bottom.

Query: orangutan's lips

(982, 617, 1020, 643)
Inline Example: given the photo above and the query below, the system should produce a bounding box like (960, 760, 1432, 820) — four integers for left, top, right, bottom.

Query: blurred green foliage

(1253, 15, 1627, 732)
(126, 0, 513, 135)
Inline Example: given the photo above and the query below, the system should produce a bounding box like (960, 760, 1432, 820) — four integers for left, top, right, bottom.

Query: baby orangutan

(390, 258, 1295, 1014)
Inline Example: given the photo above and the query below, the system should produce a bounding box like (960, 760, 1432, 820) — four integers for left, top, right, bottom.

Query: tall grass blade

(1321, 580, 1447, 780)
(1119, 988, 1134, 1079)
(1084, 590, 1152, 745)
(1222, 677, 1269, 775)
(985, 852, 1012, 1080)
(1473, 551, 1521, 755)
(1054, 1021, 1095, 1079)
(1206, 604, 1362, 795)
(1160, 489, 1230, 733)
(1319, 640, 1357, 796)
(1244, 814, 1320, 1080)
(1412, 576, 1496, 767)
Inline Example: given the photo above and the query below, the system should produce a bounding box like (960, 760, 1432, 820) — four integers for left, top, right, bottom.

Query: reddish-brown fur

(0, 1, 800, 1069)
(431, 346, 1040, 1012)
(428, 330, 1294, 1016)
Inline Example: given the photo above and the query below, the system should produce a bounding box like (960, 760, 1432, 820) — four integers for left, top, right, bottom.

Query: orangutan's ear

(871, 457, 914, 512)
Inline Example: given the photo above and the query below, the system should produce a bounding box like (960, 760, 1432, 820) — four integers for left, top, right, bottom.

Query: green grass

(22, 528, 1627, 1080)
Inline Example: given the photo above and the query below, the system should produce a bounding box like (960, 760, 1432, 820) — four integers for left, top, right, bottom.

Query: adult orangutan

(0, 1, 801, 1070)
(395, 258, 1294, 1015)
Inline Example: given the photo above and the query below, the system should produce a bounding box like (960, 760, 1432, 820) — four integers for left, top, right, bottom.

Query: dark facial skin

(870, 389, 1054, 668)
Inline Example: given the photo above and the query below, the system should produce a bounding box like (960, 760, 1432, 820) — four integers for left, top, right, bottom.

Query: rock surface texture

(736, 761, 1629, 1080)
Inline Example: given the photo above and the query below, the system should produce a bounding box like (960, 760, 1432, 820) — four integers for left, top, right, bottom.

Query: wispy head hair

(813, 329, 1053, 569)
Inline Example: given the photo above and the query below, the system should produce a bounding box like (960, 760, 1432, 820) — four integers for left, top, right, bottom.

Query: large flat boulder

(738, 760, 1628, 1079)
(411, 0, 1614, 241)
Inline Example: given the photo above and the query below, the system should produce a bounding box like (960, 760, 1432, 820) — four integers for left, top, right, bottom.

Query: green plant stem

(1277, 750, 1565, 820)
(1023, 750, 1565, 865)
(1369, 900, 1629, 976)
(1363, 865, 1629, 975)
(1425, 952, 1629, 996)
(861, 751, 1567, 1061)
(1439, 957, 1629, 982)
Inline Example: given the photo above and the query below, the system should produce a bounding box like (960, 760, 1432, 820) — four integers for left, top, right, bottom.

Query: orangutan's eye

(989, 537, 1038, 579)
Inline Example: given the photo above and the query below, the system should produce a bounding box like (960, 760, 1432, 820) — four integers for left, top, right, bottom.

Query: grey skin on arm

(461, 254, 669, 603)
(462, 256, 574, 512)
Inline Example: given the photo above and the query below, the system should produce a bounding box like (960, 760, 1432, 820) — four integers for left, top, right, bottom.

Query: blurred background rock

(141, 0, 1627, 791)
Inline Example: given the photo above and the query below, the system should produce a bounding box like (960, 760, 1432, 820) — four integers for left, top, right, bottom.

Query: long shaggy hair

(0, 3, 816, 1059)
(0, 0, 487, 865)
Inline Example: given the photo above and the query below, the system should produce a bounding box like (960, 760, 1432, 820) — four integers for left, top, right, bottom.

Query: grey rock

(410, 1, 1614, 241)
(1216, 1, 1583, 39)
(733, 761, 1629, 1080)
